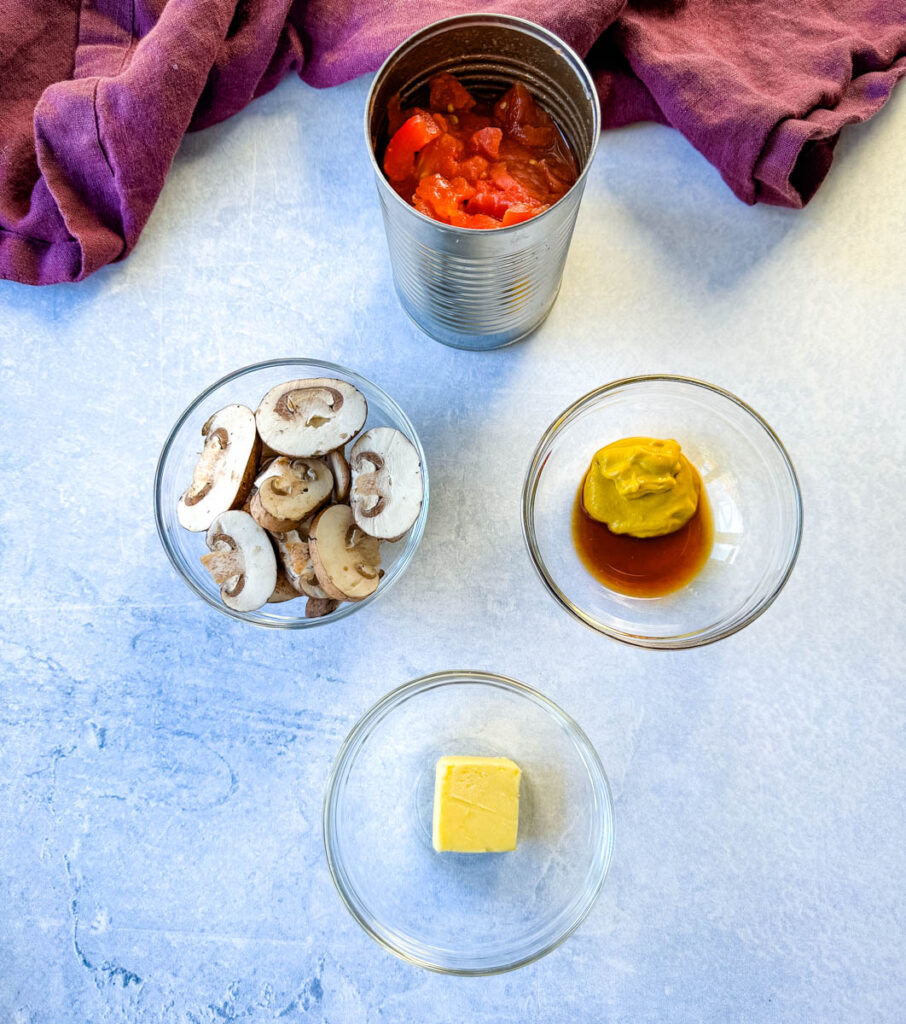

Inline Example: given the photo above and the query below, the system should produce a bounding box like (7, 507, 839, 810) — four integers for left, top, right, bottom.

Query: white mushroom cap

(201, 510, 277, 612)
(177, 405, 260, 532)
(256, 378, 367, 457)
(349, 427, 424, 540)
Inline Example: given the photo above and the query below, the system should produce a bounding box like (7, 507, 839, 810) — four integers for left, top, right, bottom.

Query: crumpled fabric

(1, 0, 904, 285)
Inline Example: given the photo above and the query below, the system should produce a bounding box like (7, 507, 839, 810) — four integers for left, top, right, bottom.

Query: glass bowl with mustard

(323, 671, 614, 974)
(522, 376, 803, 649)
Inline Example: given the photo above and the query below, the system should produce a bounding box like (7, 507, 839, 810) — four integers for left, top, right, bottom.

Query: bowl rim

(521, 374, 804, 650)
(322, 670, 615, 975)
(364, 12, 602, 237)
(153, 357, 429, 628)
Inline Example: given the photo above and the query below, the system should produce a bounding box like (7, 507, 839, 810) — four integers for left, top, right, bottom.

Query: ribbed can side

(378, 183, 585, 349)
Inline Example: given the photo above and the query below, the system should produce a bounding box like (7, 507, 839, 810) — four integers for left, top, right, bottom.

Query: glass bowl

(522, 376, 802, 649)
(323, 671, 614, 975)
(154, 358, 429, 628)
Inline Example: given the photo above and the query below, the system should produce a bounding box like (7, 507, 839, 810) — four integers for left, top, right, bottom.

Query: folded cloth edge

(754, 56, 906, 208)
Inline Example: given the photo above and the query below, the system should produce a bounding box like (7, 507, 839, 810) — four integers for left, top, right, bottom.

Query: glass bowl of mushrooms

(154, 359, 429, 627)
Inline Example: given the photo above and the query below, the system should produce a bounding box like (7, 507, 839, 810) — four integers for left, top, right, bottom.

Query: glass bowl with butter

(522, 375, 803, 649)
(323, 671, 614, 974)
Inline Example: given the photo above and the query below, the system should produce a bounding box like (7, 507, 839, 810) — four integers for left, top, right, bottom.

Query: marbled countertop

(1, 73, 904, 1024)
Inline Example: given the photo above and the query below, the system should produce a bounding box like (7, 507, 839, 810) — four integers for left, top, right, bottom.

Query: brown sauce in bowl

(571, 476, 714, 598)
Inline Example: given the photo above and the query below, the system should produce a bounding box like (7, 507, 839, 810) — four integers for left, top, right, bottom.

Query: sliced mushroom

(242, 451, 285, 516)
(259, 441, 282, 465)
(272, 529, 328, 598)
(251, 454, 283, 487)
(249, 456, 333, 533)
(177, 405, 260, 532)
(201, 510, 277, 612)
(256, 378, 367, 457)
(327, 449, 351, 502)
(308, 504, 382, 602)
(290, 511, 317, 543)
(349, 427, 423, 540)
(243, 456, 281, 519)
(268, 570, 302, 604)
(305, 596, 340, 619)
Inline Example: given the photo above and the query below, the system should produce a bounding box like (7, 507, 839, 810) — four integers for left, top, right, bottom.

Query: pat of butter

(432, 756, 521, 853)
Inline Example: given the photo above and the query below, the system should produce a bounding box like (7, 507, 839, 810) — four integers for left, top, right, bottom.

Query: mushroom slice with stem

(201, 510, 277, 612)
(305, 596, 340, 619)
(268, 570, 301, 604)
(327, 448, 351, 502)
(249, 453, 283, 491)
(309, 504, 382, 602)
(256, 378, 367, 457)
(243, 456, 281, 518)
(349, 427, 424, 540)
(295, 512, 317, 542)
(272, 530, 329, 598)
(177, 405, 260, 532)
(259, 441, 282, 465)
(249, 456, 333, 533)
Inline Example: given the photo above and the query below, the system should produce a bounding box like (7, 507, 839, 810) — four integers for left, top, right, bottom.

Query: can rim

(363, 12, 602, 235)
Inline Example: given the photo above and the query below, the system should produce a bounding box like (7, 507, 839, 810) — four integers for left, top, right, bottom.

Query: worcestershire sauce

(571, 477, 714, 598)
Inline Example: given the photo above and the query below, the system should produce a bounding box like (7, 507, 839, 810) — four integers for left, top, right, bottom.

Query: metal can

(365, 14, 601, 350)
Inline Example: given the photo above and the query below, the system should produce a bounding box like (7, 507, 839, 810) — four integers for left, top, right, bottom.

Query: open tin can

(365, 14, 601, 350)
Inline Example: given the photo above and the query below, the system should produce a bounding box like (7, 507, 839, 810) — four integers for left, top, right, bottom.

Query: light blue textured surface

(1, 74, 904, 1023)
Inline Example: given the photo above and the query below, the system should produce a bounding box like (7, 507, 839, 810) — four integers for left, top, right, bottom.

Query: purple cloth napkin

(593, 0, 906, 207)
(1, 0, 904, 285)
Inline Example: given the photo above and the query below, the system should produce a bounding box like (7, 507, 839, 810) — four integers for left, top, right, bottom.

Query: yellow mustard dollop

(582, 437, 700, 538)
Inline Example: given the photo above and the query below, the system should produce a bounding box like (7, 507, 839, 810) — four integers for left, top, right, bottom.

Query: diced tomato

(383, 74, 577, 229)
(413, 174, 476, 223)
(465, 183, 512, 219)
(541, 159, 573, 196)
(449, 211, 501, 229)
(514, 121, 556, 149)
(429, 72, 477, 113)
(456, 155, 489, 181)
(416, 132, 465, 180)
(455, 110, 493, 135)
(493, 81, 556, 149)
(502, 204, 547, 226)
(497, 160, 553, 203)
(469, 127, 502, 160)
(412, 195, 434, 219)
(487, 162, 536, 203)
(493, 81, 533, 124)
(383, 113, 442, 182)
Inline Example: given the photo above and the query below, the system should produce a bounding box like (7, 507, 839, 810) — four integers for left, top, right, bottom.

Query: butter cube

(432, 756, 521, 853)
